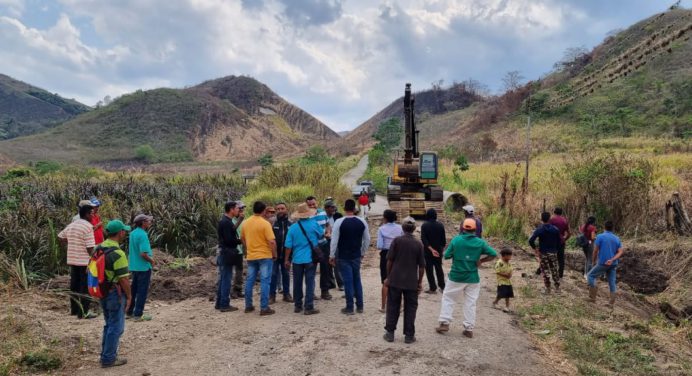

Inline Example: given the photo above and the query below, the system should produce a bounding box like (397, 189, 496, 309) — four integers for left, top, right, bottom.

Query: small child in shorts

(493, 248, 514, 312)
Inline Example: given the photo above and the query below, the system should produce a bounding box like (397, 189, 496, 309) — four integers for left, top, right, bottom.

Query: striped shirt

(59, 219, 96, 266)
(101, 239, 130, 282)
(311, 208, 329, 244)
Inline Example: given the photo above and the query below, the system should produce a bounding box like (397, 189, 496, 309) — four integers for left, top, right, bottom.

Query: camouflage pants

(539, 253, 560, 289)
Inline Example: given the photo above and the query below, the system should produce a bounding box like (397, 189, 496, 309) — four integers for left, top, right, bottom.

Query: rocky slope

(1, 75, 340, 164)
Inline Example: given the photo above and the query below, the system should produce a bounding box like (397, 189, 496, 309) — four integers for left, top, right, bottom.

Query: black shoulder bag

(298, 221, 322, 264)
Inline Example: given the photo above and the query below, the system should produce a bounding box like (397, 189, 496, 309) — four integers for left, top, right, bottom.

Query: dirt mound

(149, 254, 217, 302)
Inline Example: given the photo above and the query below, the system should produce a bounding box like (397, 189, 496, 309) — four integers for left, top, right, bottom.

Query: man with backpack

(284, 203, 324, 315)
(59, 203, 98, 319)
(97, 220, 132, 368)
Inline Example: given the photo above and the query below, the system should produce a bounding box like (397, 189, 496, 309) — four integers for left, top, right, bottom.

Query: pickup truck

(352, 181, 376, 203)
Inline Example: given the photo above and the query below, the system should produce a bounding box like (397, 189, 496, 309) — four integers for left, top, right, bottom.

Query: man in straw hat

(284, 203, 324, 315)
(436, 218, 497, 338)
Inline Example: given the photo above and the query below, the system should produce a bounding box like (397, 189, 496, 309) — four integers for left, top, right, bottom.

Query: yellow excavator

(387, 83, 444, 218)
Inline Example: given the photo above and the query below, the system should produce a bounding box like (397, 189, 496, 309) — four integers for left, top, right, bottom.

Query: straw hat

(291, 203, 316, 220)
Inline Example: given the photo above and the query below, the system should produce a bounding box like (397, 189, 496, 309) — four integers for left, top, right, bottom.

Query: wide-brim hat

(291, 203, 316, 220)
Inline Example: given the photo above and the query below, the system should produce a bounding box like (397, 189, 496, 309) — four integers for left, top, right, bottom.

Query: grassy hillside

(1, 75, 340, 165)
(0, 74, 90, 140)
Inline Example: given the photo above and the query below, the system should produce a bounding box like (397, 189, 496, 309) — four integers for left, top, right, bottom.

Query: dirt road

(22, 159, 552, 375)
(342, 155, 389, 215)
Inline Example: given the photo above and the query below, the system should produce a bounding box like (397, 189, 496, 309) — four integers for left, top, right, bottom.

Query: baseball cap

(402, 216, 416, 225)
(462, 218, 477, 231)
(133, 214, 153, 224)
(462, 204, 475, 214)
(78, 200, 93, 208)
(236, 201, 246, 209)
(89, 197, 102, 207)
(324, 200, 336, 208)
(105, 219, 131, 234)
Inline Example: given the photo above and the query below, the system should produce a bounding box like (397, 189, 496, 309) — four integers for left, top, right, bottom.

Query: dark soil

(565, 249, 669, 294)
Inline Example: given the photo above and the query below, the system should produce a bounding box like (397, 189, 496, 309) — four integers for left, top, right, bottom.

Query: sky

(1, 0, 689, 132)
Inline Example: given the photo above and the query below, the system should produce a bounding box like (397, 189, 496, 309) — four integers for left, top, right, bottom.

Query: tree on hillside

(554, 46, 592, 75)
(502, 71, 525, 92)
(258, 153, 274, 168)
(373, 118, 402, 151)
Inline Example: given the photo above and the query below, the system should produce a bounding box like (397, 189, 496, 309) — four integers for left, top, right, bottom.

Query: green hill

(1, 75, 340, 165)
(346, 8, 692, 158)
(0, 74, 90, 140)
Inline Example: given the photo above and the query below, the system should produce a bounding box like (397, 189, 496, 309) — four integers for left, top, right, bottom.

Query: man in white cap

(127, 214, 155, 320)
(60, 202, 97, 319)
(460, 204, 483, 238)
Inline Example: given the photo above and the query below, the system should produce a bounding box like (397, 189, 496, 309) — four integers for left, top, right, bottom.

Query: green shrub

(549, 152, 655, 233)
(134, 144, 156, 162)
(243, 185, 313, 207)
(483, 210, 525, 242)
(33, 160, 62, 175)
(20, 350, 62, 371)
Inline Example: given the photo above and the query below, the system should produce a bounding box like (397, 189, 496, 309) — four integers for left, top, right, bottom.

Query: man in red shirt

(358, 190, 370, 217)
(549, 207, 570, 279)
(90, 197, 105, 245)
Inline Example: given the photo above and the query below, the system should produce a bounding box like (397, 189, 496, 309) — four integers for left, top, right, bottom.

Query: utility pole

(524, 93, 531, 192)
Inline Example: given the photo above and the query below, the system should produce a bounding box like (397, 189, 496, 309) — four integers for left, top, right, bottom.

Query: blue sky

(1, 0, 689, 131)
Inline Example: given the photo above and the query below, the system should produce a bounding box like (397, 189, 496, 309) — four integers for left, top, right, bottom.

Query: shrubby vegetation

(0, 173, 245, 285)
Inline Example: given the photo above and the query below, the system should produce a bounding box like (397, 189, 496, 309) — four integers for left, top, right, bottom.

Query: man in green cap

(99, 219, 132, 368)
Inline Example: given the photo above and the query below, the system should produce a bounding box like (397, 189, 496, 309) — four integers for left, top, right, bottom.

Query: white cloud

(0, 0, 676, 131)
(0, 0, 23, 17)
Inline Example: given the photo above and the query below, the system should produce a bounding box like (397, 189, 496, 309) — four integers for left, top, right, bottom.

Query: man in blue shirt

(285, 203, 324, 315)
(587, 221, 624, 307)
(127, 214, 155, 320)
(528, 212, 561, 294)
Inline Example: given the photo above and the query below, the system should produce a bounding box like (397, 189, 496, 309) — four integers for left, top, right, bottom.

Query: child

(493, 248, 514, 312)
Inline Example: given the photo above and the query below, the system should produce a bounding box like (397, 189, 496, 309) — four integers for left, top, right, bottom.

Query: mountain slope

(346, 8, 692, 158)
(1, 75, 340, 164)
(0, 74, 90, 140)
(342, 82, 482, 150)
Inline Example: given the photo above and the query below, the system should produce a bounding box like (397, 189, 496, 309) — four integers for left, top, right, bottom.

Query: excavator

(386, 83, 445, 218)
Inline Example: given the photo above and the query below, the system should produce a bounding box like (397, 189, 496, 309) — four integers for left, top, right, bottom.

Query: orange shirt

(240, 215, 275, 260)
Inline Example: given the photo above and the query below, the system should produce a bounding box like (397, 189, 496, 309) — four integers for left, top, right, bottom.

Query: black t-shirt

(217, 215, 239, 251)
(386, 234, 426, 290)
(421, 220, 446, 254)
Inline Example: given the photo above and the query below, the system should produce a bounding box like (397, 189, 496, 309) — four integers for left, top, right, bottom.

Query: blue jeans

(338, 258, 364, 311)
(127, 269, 152, 317)
(100, 288, 126, 365)
(270, 257, 291, 297)
(292, 262, 316, 310)
(587, 264, 618, 293)
(215, 255, 233, 309)
(245, 259, 273, 310)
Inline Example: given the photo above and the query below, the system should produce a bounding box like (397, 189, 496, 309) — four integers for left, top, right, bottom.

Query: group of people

(56, 193, 624, 368)
(528, 208, 625, 306)
(58, 198, 155, 367)
(216, 197, 371, 316)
